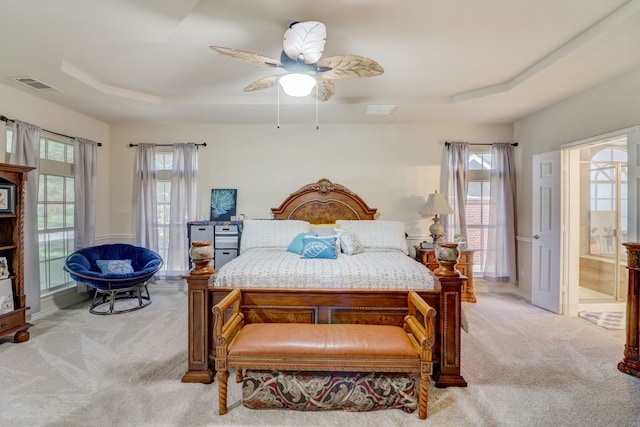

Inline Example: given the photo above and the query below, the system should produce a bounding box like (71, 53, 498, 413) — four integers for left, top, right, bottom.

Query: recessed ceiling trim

(61, 61, 161, 104)
(452, 0, 640, 103)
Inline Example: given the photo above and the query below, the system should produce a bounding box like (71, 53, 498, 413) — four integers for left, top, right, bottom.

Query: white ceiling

(2, 0, 640, 125)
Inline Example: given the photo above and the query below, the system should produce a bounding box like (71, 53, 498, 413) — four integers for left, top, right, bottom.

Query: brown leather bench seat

(214, 289, 436, 420)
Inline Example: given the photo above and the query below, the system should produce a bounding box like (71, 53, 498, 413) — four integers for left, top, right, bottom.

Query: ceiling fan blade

(317, 55, 384, 79)
(243, 75, 280, 92)
(314, 78, 335, 102)
(283, 21, 326, 64)
(210, 46, 282, 68)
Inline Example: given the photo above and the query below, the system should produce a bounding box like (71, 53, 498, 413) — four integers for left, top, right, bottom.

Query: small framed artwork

(0, 256, 8, 278)
(0, 183, 16, 214)
(0, 277, 14, 314)
(210, 189, 237, 221)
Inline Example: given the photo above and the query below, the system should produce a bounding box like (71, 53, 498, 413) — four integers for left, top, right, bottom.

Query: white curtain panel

(73, 138, 99, 292)
(165, 143, 198, 278)
(483, 143, 517, 283)
(10, 121, 41, 313)
(135, 144, 158, 253)
(444, 142, 469, 241)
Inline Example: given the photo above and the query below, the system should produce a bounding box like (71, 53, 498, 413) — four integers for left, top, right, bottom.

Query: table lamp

(419, 191, 453, 243)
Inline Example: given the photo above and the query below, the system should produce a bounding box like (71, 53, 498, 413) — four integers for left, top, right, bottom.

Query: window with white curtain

(155, 149, 172, 272)
(6, 129, 75, 292)
(466, 151, 492, 274)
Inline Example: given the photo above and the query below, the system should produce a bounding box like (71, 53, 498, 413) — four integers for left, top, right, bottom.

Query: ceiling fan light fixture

(279, 73, 316, 97)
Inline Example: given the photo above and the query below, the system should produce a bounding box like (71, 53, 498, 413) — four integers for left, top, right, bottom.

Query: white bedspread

(212, 248, 435, 290)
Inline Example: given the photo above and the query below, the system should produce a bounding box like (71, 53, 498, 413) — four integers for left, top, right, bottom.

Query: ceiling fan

(210, 21, 384, 101)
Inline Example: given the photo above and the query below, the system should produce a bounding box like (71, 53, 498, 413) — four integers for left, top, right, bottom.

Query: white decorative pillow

(336, 220, 408, 254)
(334, 229, 364, 255)
(240, 220, 311, 251)
(96, 259, 134, 275)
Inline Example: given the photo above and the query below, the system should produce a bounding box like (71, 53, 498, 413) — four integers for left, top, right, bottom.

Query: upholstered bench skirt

(242, 370, 418, 413)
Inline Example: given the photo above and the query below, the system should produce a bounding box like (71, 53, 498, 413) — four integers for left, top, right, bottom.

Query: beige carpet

(1, 281, 640, 426)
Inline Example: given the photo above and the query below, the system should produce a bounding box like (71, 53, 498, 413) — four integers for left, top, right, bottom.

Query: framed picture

(0, 183, 16, 214)
(0, 277, 14, 314)
(0, 256, 8, 278)
(210, 189, 237, 221)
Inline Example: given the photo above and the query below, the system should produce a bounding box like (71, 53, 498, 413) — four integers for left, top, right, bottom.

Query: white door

(628, 129, 640, 242)
(531, 151, 562, 313)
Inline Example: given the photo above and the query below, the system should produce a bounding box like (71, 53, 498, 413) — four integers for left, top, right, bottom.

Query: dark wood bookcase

(0, 163, 34, 343)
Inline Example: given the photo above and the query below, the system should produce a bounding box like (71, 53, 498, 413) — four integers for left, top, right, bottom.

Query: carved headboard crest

(271, 178, 377, 222)
(292, 178, 356, 197)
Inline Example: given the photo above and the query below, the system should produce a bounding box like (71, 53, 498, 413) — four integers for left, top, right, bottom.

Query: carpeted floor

(578, 311, 625, 330)
(1, 281, 640, 426)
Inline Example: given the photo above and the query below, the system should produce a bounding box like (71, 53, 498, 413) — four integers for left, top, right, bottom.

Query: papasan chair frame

(64, 244, 163, 315)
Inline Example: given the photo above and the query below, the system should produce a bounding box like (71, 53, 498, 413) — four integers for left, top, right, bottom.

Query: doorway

(566, 137, 627, 313)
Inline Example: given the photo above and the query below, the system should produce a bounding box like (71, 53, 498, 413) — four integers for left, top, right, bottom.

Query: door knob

(532, 234, 540, 239)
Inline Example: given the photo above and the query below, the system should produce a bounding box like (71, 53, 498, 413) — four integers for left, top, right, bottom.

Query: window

(6, 129, 75, 293)
(466, 151, 492, 274)
(588, 145, 627, 256)
(155, 149, 172, 272)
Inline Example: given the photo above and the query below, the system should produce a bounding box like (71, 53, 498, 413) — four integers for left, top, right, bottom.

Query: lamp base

(429, 218, 444, 244)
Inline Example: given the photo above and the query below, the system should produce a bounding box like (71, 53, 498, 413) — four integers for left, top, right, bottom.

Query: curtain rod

(128, 142, 207, 148)
(444, 141, 518, 148)
(0, 114, 102, 146)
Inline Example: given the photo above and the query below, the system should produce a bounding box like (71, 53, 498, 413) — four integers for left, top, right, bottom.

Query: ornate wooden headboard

(271, 178, 377, 223)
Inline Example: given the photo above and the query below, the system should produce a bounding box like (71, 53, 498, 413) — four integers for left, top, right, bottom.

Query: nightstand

(415, 247, 477, 303)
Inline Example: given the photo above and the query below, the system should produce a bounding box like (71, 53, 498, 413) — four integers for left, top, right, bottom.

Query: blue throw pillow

(96, 259, 134, 275)
(301, 236, 338, 259)
(287, 232, 318, 255)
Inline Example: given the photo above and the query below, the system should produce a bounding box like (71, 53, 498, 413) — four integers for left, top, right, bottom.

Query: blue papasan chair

(64, 244, 163, 315)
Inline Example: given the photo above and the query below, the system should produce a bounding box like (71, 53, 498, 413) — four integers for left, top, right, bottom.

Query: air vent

(11, 77, 61, 93)
(365, 105, 396, 116)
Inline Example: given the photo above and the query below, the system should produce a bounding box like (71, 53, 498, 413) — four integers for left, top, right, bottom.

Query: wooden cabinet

(0, 163, 34, 343)
(415, 247, 477, 303)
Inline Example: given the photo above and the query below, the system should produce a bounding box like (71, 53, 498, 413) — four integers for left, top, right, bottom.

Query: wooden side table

(415, 247, 477, 303)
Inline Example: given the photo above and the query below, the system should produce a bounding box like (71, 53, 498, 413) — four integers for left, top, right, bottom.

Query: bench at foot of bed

(213, 289, 436, 419)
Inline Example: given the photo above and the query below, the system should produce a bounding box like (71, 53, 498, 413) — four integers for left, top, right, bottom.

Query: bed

(181, 178, 467, 388)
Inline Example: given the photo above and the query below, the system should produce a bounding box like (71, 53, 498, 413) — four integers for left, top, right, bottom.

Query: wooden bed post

(432, 273, 468, 388)
(619, 243, 640, 378)
(181, 272, 216, 383)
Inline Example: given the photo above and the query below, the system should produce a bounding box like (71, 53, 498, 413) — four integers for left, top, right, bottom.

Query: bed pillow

(96, 259, 134, 275)
(287, 232, 318, 254)
(336, 220, 408, 254)
(301, 235, 338, 259)
(334, 229, 364, 255)
(240, 220, 311, 251)
(310, 224, 338, 236)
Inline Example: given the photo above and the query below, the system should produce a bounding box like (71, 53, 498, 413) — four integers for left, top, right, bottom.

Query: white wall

(110, 122, 512, 247)
(514, 67, 640, 298)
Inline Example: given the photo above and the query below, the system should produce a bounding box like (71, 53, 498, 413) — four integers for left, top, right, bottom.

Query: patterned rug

(578, 311, 625, 330)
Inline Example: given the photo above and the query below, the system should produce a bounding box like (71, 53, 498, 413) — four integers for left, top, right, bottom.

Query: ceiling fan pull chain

(315, 83, 319, 130)
(277, 83, 280, 129)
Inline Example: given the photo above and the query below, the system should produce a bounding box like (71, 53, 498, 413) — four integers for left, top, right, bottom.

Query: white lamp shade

(419, 192, 453, 216)
(279, 73, 316, 97)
